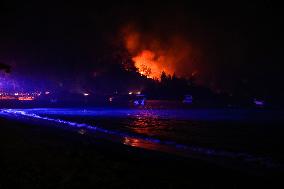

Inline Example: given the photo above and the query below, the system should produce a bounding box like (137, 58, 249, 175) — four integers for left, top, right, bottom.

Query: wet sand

(0, 117, 281, 188)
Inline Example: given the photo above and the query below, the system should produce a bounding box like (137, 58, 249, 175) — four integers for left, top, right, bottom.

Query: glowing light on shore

(18, 96, 34, 101)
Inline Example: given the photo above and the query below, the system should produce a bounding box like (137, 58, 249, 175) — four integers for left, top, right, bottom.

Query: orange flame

(122, 25, 197, 80)
(132, 50, 174, 79)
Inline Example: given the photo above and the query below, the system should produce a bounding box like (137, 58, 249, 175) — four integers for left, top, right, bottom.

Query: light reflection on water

(122, 137, 180, 154)
(1, 108, 284, 170)
(13, 108, 284, 153)
(123, 137, 143, 147)
(129, 115, 161, 136)
(1, 108, 284, 165)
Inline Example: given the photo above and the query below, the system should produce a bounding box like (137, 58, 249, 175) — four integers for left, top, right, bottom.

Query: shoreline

(2, 108, 283, 174)
(0, 115, 282, 188)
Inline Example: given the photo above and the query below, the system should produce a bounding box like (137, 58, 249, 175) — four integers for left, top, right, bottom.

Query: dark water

(15, 106, 284, 163)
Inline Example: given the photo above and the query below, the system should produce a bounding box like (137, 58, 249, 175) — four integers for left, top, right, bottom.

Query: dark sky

(0, 1, 283, 95)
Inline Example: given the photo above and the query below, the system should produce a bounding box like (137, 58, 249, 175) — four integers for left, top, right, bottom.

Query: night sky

(0, 1, 283, 96)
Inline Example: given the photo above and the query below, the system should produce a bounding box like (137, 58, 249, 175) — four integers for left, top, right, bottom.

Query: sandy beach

(0, 116, 281, 188)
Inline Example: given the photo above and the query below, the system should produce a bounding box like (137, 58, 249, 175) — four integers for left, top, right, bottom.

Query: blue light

(0, 108, 279, 170)
(254, 98, 265, 107)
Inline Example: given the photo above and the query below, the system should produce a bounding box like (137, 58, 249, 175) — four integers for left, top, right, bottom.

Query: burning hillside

(122, 25, 199, 80)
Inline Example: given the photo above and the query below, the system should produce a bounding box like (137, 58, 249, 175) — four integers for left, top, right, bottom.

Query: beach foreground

(0, 117, 281, 188)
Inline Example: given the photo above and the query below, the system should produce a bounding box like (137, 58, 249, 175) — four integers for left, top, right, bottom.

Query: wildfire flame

(132, 50, 173, 79)
(122, 25, 198, 80)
